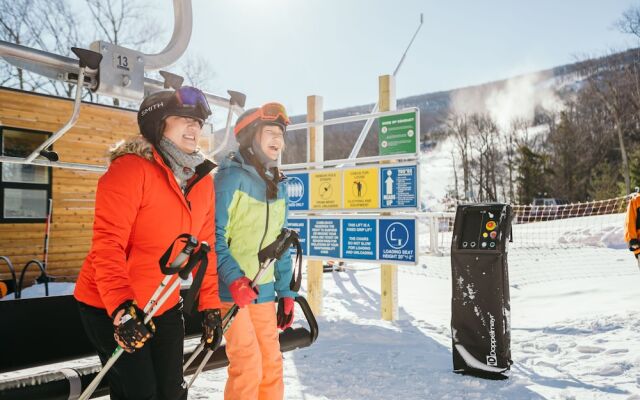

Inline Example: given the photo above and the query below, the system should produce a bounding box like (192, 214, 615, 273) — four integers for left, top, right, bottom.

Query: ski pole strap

(256, 229, 303, 291)
(257, 229, 299, 264)
(159, 234, 199, 275)
(182, 242, 211, 315)
(289, 237, 302, 292)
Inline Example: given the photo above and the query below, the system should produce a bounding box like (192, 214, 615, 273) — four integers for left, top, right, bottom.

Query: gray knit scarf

(158, 137, 205, 189)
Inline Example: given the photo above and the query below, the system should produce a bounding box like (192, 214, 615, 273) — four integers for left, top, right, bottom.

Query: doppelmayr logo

(140, 102, 164, 117)
(486, 313, 498, 366)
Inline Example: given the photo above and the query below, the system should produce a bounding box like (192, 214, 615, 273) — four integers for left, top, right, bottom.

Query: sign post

(306, 95, 324, 317)
(379, 74, 399, 322)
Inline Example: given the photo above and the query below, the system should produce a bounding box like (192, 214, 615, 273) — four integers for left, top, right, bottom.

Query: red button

(486, 221, 496, 231)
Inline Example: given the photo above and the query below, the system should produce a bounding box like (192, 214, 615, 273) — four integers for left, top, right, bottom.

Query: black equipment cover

(450, 203, 513, 379)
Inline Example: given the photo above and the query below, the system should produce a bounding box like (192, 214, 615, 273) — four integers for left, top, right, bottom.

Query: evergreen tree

(516, 145, 551, 204)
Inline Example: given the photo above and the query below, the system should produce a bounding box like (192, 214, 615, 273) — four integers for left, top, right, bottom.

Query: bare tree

(178, 54, 216, 91)
(1, 0, 48, 91)
(501, 119, 529, 202)
(615, 5, 640, 39)
(85, 0, 162, 51)
(1, 0, 82, 97)
(446, 114, 472, 200)
(579, 52, 635, 194)
(469, 113, 500, 202)
(85, 0, 163, 105)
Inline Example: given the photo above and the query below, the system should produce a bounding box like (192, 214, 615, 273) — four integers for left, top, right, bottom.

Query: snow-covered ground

(4, 213, 639, 399)
(2, 131, 637, 399)
(187, 245, 640, 399)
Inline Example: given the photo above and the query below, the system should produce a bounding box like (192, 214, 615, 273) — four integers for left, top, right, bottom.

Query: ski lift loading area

(0, 1, 319, 398)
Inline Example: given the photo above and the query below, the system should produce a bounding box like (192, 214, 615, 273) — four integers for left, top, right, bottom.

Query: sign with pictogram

(380, 165, 417, 208)
(344, 167, 379, 209)
(310, 171, 342, 209)
(287, 173, 309, 211)
(379, 219, 416, 263)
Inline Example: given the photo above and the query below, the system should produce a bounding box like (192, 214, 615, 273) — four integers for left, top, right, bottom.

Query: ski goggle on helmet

(233, 102, 290, 136)
(165, 86, 212, 125)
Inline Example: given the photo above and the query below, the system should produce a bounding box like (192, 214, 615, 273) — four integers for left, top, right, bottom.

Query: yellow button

(482, 232, 488, 238)
(486, 221, 496, 231)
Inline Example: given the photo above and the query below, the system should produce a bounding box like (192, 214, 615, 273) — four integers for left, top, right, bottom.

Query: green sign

(378, 112, 417, 156)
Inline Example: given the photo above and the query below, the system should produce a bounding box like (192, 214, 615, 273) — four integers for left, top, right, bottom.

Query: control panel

(458, 207, 502, 250)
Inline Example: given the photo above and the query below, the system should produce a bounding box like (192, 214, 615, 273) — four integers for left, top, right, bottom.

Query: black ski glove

(112, 300, 155, 353)
(629, 239, 640, 258)
(201, 309, 223, 351)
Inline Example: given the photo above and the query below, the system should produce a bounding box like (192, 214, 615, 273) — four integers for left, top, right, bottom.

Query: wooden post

(379, 75, 398, 321)
(306, 95, 324, 316)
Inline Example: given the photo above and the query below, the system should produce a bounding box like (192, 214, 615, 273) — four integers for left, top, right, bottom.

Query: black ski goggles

(167, 86, 212, 123)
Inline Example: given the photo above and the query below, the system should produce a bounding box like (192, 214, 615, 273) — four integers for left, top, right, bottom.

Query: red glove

(277, 297, 295, 330)
(228, 277, 258, 307)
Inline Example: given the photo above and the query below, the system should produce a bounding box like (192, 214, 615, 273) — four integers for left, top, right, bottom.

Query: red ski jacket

(74, 137, 221, 316)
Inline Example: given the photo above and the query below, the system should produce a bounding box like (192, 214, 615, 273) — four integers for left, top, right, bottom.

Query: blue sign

(286, 173, 309, 210)
(379, 219, 416, 262)
(288, 219, 308, 255)
(309, 219, 340, 258)
(380, 165, 417, 208)
(342, 219, 376, 260)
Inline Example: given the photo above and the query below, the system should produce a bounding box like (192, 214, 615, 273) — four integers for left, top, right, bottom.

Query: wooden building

(0, 88, 142, 285)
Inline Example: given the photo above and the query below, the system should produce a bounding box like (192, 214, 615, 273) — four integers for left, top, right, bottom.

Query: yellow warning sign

(344, 167, 379, 209)
(310, 171, 342, 209)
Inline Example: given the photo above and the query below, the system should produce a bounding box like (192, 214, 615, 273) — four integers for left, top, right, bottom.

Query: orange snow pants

(221, 301, 284, 400)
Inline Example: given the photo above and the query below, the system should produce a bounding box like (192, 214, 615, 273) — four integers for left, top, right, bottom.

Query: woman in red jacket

(74, 87, 222, 400)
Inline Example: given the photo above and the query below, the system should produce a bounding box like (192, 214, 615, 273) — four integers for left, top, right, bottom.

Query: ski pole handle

(160, 234, 198, 275)
(170, 236, 199, 269)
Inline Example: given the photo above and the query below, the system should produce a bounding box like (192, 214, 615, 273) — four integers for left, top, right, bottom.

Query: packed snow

(4, 212, 639, 399)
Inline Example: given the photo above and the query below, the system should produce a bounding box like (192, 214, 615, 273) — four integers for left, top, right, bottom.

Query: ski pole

(185, 229, 299, 387)
(42, 198, 52, 296)
(183, 259, 273, 373)
(78, 236, 200, 400)
(185, 257, 276, 388)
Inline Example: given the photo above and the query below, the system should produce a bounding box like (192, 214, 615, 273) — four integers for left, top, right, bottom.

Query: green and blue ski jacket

(214, 151, 297, 304)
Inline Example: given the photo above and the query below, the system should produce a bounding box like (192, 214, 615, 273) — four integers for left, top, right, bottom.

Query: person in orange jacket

(215, 102, 297, 400)
(624, 193, 640, 265)
(74, 86, 223, 400)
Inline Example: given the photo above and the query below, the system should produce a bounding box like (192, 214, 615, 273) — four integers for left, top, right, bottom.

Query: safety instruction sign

(288, 218, 308, 255)
(296, 216, 417, 264)
(344, 168, 379, 209)
(287, 173, 309, 211)
(379, 219, 416, 262)
(380, 165, 417, 208)
(309, 219, 340, 258)
(342, 219, 376, 260)
(310, 171, 342, 209)
(288, 162, 418, 212)
(378, 112, 417, 156)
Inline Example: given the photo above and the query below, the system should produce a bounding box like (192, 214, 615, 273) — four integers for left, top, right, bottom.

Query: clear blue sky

(155, 0, 638, 116)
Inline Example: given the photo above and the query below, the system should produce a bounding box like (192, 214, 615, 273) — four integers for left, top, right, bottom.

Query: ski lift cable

(346, 13, 424, 163)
